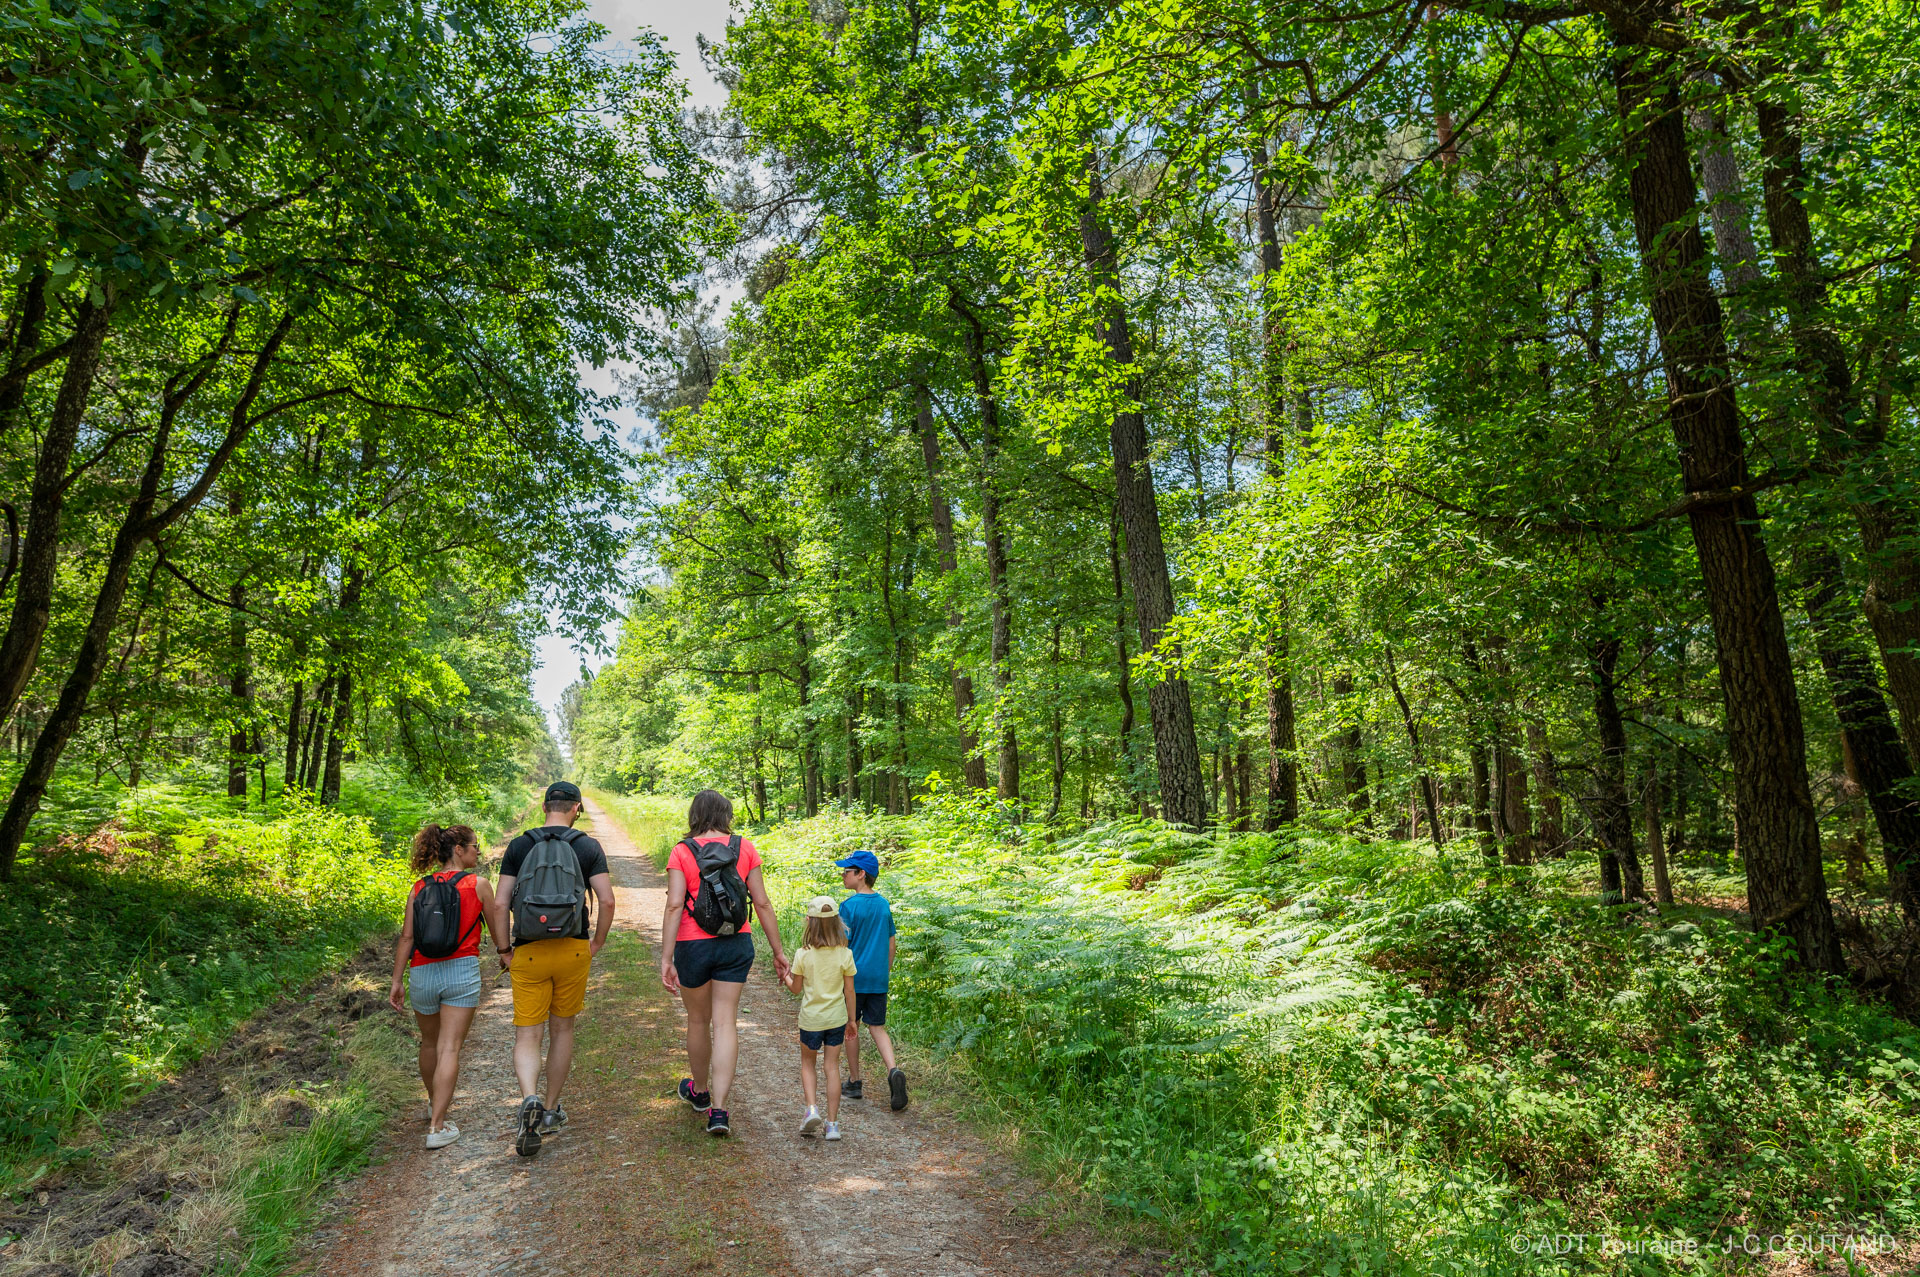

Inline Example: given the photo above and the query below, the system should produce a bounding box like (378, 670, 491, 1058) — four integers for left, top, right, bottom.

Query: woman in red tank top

(388, 823, 510, 1149)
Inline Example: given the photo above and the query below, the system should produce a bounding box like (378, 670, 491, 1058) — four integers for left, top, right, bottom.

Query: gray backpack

(510, 828, 588, 943)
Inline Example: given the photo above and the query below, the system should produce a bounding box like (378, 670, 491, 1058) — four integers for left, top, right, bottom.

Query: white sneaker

(799, 1105, 824, 1137)
(823, 1120, 841, 1141)
(425, 1122, 460, 1149)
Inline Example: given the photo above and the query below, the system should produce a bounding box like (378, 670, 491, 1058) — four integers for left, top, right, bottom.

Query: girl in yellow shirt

(784, 896, 858, 1139)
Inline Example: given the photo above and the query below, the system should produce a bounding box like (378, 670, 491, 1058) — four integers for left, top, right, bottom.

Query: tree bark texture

(1590, 635, 1645, 902)
(1081, 155, 1205, 829)
(1798, 544, 1920, 921)
(1610, 40, 1840, 971)
(1252, 130, 1302, 831)
(953, 304, 1021, 800)
(0, 299, 113, 729)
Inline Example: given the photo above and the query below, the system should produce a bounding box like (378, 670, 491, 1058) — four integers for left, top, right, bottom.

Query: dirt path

(297, 799, 1165, 1277)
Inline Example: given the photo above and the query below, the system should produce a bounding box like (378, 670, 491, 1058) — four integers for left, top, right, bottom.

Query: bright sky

(529, 0, 735, 749)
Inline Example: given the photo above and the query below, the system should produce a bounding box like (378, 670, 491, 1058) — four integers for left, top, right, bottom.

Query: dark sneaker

(540, 1105, 568, 1133)
(678, 1078, 711, 1110)
(515, 1095, 545, 1157)
(841, 1078, 863, 1100)
(888, 1068, 909, 1111)
(706, 1107, 731, 1137)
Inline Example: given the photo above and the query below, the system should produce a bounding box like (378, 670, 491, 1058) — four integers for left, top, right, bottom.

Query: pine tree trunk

(1610, 38, 1838, 970)
(1108, 516, 1141, 812)
(1252, 129, 1300, 830)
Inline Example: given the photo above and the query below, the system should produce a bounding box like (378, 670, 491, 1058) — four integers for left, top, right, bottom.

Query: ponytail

(410, 823, 477, 874)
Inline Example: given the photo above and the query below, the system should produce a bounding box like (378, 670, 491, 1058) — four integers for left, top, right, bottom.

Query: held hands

(497, 947, 513, 971)
(774, 953, 792, 985)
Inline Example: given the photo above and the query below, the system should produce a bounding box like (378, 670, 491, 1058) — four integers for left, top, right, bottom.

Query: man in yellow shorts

(494, 781, 614, 1157)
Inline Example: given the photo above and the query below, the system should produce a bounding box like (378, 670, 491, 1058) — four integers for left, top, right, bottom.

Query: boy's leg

(867, 1023, 899, 1072)
(846, 1014, 861, 1082)
(798, 1043, 818, 1108)
(824, 1041, 841, 1121)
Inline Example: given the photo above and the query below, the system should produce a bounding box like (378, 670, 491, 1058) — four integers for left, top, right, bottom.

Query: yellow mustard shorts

(509, 938, 591, 1026)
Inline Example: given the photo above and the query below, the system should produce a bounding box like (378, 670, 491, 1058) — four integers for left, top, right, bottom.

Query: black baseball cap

(544, 780, 583, 805)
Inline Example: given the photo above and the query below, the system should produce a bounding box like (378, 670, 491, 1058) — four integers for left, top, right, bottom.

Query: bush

(750, 799, 1920, 1273)
(0, 783, 430, 1160)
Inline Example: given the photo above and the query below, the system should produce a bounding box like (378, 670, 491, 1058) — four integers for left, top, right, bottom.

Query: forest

(6, 0, 1920, 1269)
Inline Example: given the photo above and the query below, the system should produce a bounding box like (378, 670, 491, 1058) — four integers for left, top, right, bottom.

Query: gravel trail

(295, 798, 1165, 1277)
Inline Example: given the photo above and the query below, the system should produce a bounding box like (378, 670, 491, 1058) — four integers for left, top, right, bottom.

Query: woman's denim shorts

(408, 955, 482, 1014)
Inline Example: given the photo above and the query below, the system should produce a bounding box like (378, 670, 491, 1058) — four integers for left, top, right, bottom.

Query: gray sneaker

(540, 1105, 568, 1133)
(515, 1096, 544, 1157)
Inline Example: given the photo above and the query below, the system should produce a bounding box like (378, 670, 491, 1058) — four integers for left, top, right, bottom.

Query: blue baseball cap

(834, 850, 881, 879)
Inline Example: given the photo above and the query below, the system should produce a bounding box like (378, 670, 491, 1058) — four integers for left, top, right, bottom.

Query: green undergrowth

(216, 1012, 415, 1277)
(0, 766, 531, 1181)
(746, 795, 1920, 1275)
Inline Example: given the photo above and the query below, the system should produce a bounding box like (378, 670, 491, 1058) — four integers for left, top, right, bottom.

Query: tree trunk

(0, 268, 50, 435)
(846, 688, 863, 809)
(301, 675, 335, 792)
(1332, 673, 1371, 829)
(0, 305, 283, 875)
(953, 306, 1020, 800)
(1498, 741, 1535, 865)
(283, 677, 307, 788)
(0, 299, 113, 727)
(1108, 515, 1141, 812)
(321, 664, 353, 805)
(1524, 718, 1567, 857)
(1081, 154, 1205, 830)
(1644, 764, 1675, 905)
(1590, 635, 1645, 902)
(1610, 39, 1839, 971)
(1470, 739, 1497, 862)
(227, 492, 250, 799)
(1385, 650, 1443, 848)
(915, 385, 987, 790)
(797, 617, 819, 816)
(1798, 544, 1920, 921)
(1252, 127, 1301, 831)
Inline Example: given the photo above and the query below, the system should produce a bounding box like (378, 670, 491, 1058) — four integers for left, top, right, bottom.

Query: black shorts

(674, 933, 754, 988)
(799, 1024, 846, 1050)
(854, 992, 888, 1026)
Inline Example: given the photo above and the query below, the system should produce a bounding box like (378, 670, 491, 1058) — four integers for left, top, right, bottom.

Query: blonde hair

(803, 915, 847, 949)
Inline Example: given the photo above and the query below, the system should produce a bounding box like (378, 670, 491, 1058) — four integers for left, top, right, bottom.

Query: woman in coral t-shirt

(388, 823, 510, 1149)
(659, 789, 788, 1137)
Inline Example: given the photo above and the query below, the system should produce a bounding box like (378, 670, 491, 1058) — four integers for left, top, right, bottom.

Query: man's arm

(475, 877, 511, 969)
(589, 872, 615, 956)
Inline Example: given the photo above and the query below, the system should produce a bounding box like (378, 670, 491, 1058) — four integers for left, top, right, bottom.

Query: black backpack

(510, 827, 589, 942)
(412, 871, 478, 960)
(682, 835, 750, 936)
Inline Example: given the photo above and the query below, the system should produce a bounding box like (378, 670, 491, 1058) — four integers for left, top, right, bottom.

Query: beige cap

(805, 895, 840, 918)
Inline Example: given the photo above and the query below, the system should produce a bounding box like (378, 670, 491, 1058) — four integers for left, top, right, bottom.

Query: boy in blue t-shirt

(834, 850, 908, 1111)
